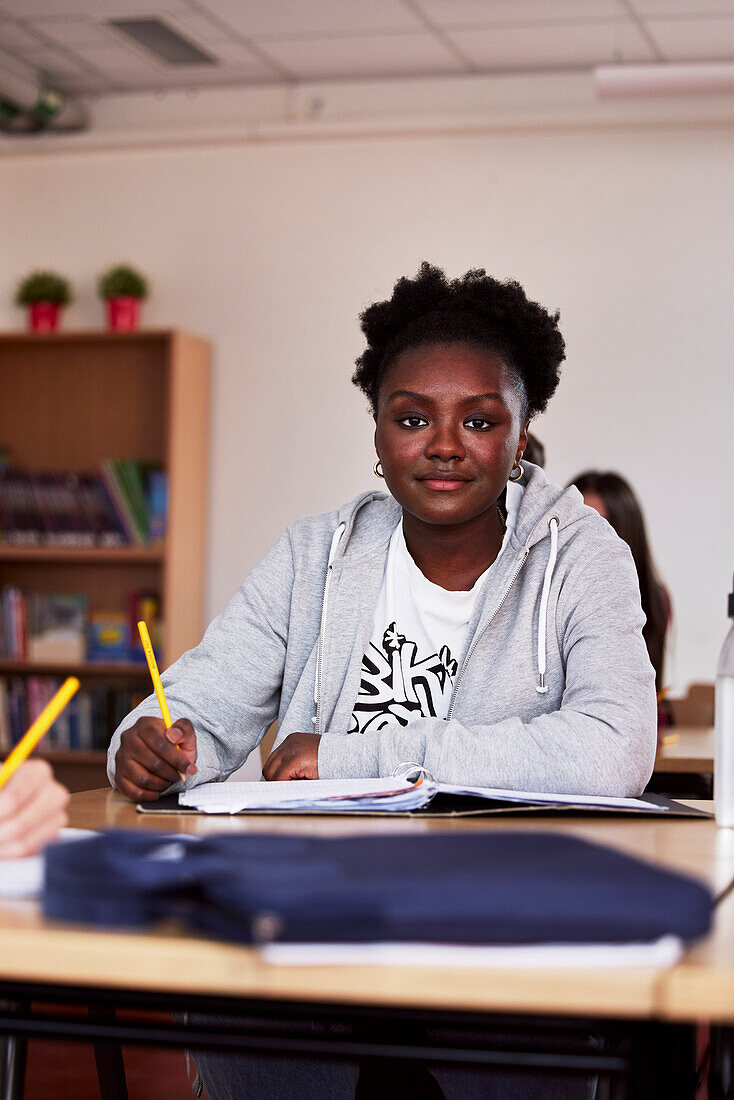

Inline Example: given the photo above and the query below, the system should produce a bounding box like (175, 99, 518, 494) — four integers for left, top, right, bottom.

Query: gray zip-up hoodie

(107, 463, 657, 797)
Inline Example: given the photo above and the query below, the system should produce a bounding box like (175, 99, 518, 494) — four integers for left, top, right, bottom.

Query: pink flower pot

(106, 297, 141, 332)
(28, 302, 61, 332)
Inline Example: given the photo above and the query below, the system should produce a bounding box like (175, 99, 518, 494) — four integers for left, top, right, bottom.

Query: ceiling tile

(165, 13, 285, 73)
(204, 0, 421, 39)
(628, 0, 734, 13)
(445, 19, 655, 69)
(21, 46, 92, 75)
(53, 71, 109, 93)
(0, 20, 45, 51)
(413, 0, 628, 27)
(33, 18, 122, 48)
(258, 31, 465, 80)
(646, 15, 734, 58)
(0, 0, 191, 16)
(165, 10, 250, 48)
(72, 41, 167, 77)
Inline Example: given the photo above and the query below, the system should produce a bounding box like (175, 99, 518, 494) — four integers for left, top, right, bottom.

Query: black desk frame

(0, 979, 701, 1100)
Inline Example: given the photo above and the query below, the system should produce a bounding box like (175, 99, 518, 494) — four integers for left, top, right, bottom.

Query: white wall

(1, 112, 732, 716)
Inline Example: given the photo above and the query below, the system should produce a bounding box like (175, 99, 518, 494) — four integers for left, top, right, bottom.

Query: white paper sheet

(179, 777, 428, 814)
(262, 935, 684, 969)
(0, 827, 96, 899)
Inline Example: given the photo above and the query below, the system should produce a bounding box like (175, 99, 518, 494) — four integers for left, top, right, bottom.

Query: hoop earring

(373, 461, 385, 479)
(509, 461, 523, 483)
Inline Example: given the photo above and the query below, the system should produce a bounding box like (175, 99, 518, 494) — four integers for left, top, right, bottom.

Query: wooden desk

(0, 790, 729, 1099)
(0, 790, 711, 1017)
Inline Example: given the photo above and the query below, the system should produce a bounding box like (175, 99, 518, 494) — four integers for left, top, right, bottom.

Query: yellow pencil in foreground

(0, 676, 80, 792)
(137, 621, 186, 783)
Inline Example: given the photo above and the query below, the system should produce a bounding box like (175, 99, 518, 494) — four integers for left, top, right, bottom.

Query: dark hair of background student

(352, 262, 565, 418)
(570, 470, 669, 692)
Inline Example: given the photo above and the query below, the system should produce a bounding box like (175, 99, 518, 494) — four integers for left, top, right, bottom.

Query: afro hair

(353, 262, 565, 419)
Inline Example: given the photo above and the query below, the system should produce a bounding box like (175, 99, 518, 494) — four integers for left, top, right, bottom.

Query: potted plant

(98, 264, 149, 332)
(15, 270, 72, 332)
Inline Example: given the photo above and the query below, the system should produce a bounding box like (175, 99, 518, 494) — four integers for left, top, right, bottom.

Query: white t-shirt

(348, 483, 524, 735)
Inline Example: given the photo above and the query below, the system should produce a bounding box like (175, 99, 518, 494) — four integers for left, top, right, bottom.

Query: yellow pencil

(0, 677, 80, 792)
(137, 621, 186, 782)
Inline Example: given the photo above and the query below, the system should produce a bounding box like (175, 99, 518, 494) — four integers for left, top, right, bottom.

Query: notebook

(137, 777, 708, 818)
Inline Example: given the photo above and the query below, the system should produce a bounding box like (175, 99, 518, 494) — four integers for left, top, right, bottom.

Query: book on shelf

(0, 586, 163, 667)
(0, 463, 168, 549)
(0, 673, 147, 753)
(87, 612, 130, 663)
(127, 591, 162, 663)
(27, 593, 87, 665)
(99, 460, 167, 547)
(1, 584, 26, 660)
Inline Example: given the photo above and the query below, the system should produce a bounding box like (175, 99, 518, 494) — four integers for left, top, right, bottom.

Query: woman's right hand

(114, 716, 198, 802)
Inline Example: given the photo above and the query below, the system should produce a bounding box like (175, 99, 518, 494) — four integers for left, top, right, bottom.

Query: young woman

(109, 263, 656, 802)
(569, 469, 670, 700)
(108, 263, 657, 1100)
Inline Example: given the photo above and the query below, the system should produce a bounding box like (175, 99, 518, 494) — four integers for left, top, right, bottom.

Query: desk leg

(87, 1006, 129, 1100)
(709, 1025, 734, 1100)
(0, 1036, 27, 1100)
(630, 1023, 697, 1099)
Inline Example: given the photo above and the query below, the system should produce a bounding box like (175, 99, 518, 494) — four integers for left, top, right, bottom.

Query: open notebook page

(437, 783, 666, 811)
(179, 778, 666, 815)
(179, 777, 429, 814)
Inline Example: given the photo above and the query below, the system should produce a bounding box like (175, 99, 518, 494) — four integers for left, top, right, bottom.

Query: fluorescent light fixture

(595, 62, 734, 98)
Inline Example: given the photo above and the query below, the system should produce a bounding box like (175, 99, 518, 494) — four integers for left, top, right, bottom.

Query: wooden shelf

(38, 750, 107, 766)
(0, 546, 164, 564)
(0, 660, 150, 677)
(0, 329, 210, 790)
(0, 328, 190, 345)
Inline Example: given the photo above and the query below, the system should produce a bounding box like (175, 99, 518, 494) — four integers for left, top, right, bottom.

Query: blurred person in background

(569, 470, 671, 728)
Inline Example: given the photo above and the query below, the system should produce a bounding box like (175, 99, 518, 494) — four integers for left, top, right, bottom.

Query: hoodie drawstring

(536, 516, 559, 694)
(313, 522, 346, 732)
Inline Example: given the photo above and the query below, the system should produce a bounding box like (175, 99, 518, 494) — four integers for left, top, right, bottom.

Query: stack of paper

(178, 777, 669, 816)
(179, 776, 432, 814)
(261, 935, 685, 969)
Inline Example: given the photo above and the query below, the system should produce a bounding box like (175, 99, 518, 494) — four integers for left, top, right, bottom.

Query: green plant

(15, 270, 72, 306)
(98, 264, 149, 300)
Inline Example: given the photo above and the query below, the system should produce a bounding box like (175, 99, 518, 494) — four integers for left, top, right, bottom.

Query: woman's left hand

(263, 732, 321, 780)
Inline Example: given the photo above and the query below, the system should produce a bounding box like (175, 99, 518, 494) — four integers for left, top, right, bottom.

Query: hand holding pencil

(0, 760, 69, 859)
(0, 676, 77, 858)
(113, 622, 197, 803)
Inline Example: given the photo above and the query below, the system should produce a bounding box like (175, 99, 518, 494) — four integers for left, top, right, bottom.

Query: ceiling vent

(108, 18, 217, 66)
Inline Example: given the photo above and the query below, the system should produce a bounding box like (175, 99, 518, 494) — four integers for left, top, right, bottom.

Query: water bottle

(715, 575, 734, 826)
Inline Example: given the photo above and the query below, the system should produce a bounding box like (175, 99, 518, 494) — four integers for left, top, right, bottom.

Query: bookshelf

(0, 330, 211, 790)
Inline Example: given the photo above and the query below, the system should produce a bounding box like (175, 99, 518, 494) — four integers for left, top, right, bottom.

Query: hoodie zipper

(445, 545, 530, 722)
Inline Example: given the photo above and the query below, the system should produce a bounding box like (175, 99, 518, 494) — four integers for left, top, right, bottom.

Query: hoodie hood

(332, 461, 588, 563)
(317, 461, 594, 721)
